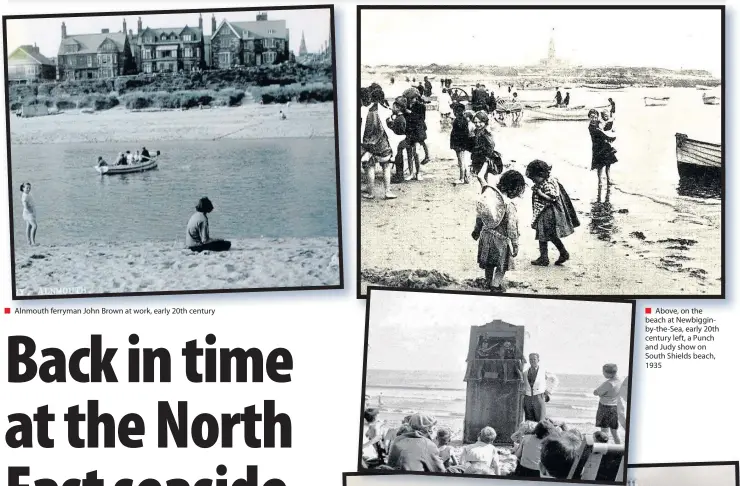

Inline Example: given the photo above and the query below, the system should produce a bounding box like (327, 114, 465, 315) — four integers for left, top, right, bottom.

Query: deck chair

(567, 435, 625, 481)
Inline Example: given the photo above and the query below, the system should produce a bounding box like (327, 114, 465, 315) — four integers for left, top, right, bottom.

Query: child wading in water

(526, 160, 579, 266)
(472, 170, 526, 293)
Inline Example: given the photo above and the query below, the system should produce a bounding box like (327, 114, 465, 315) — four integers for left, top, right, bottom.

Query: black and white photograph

(359, 288, 634, 483)
(4, 5, 340, 298)
(358, 6, 723, 298)
(344, 462, 739, 486)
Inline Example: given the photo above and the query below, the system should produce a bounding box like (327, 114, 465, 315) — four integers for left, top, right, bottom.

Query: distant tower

(123, 19, 127, 34)
(211, 14, 217, 35)
(199, 13, 203, 30)
(548, 28, 556, 63)
(61, 21, 67, 39)
(299, 31, 308, 56)
(137, 17, 142, 34)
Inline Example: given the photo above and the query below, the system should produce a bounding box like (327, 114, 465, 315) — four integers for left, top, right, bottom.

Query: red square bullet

(4, 308, 10, 314)
(645, 307, 652, 314)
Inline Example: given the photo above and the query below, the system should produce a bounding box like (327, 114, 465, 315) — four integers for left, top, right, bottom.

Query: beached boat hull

(96, 158, 158, 175)
(527, 105, 607, 121)
(675, 133, 721, 181)
(584, 84, 625, 91)
(702, 94, 720, 105)
(644, 97, 670, 107)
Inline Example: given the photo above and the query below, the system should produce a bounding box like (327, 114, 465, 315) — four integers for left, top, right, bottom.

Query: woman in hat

(472, 170, 525, 292)
(185, 197, 231, 252)
(387, 413, 445, 472)
(588, 108, 617, 186)
(526, 160, 579, 266)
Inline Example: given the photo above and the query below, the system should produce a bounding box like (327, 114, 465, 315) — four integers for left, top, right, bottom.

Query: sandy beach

(360, 93, 722, 297)
(14, 237, 340, 296)
(9, 101, 335, 145)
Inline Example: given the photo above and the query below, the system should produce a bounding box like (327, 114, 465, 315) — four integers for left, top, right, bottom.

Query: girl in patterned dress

(526, 160, 579, 266)
(471, 170, 526, 292)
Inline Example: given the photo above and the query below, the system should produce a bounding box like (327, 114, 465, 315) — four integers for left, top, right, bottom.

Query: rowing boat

(644, 97, 670, 107)
(675, 133, 721, 180)
(702, 93, 720, 105)
(95, 156, 159, 175)
(695, 84, 713, 90)
(583, 83, 625, 91)
(527, 105, 608, 121)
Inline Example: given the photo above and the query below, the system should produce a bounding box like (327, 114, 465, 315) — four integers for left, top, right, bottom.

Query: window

(160, 34, 166, 40)
(144, 63, 152, 73)
(218, 52, 230, 66)
(65, 45, 77, 54)
(145, 36, 154, 43)
(25, 65, 36, 75)
(143, 50, 152, 60)
(183, 34, 192, 41)
(184, 48, 192, 58)
(268, 29, 275, 34)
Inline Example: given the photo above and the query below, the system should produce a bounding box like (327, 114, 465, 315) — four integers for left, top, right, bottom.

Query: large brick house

(210, 12, 290, 69)
(7, 44, 56, 83)
(129, 15, 207, 74)
(57, 22, 135, 80)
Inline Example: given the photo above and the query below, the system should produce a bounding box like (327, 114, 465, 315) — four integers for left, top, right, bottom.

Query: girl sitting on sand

(470, 112, 503, 187)
(435, 428, 459, 468)
(20, 182, 37, 246)
(450, 103, 474, 184)
(460, 426, 501, 475)
(513, 419, 557, 477)
(471, 170, 525, 293)
(186, 197, 232, 252)
(526, 160, 580, 266)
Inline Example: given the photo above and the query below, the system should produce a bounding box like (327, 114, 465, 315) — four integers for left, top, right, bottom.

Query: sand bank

(9, 102, 334, 145)
(14, 237, 340, 296)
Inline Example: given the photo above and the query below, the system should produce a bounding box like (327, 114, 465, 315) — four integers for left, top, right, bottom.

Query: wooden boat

(527, 105, 608, 121)
(96, 155, 159, 175)
(644, 96, 670, 107)
(695, 84, 713, 90)
(584, 83, 625, 91)
(675, 133, 721, 180)
(702, 93, 720, 105)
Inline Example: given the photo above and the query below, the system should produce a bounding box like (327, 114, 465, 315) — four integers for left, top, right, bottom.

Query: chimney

(256, 12, 268, 21)
(101, 28, 110, 34)
(199, 13, 203, 30)
(129, 29, 133, 36)
(61, 21, 67, 39)
(137, 17, 142, 34)
(123, 18, 127, 34)
(211, 14, 217, 35)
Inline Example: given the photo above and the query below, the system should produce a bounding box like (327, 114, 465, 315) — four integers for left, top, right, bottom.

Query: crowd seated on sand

(363, 410, 609, 479)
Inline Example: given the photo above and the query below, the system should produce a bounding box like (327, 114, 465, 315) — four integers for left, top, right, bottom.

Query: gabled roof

(139, 26, 203, 43)
(8, 45, 54, 65)
(213, 19, 287, 40)
(58, 32, 128, 56)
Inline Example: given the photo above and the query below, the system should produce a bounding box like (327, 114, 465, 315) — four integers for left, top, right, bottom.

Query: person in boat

(186, 197, 232, 252)
(96, 156, 108, 168)
(554, 88, 563, 107)
(562, 92, 570, 107)
(20, 182, 38, 246)
(588, 109, 617, 186)
(471, 170, 525, 293)
(115, 152, 128, 166)
(125, 150, 134, 164)
(141, 147, 151, 162)
(133, 150, 142, 163)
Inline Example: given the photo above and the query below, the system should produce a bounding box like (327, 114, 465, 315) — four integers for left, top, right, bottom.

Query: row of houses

(8, 12, 322, 83)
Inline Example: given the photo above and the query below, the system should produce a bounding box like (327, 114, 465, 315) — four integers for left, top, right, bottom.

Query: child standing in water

(472, 170, 525, 293)
(20, 182, 37, 246)
(526, 160, 579, 266)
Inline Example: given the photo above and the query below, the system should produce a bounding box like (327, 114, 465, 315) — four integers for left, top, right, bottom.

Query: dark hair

(369, 83, 385, 103)
(593, 431, 610, 443)
(540, 432, 582, 478)
(525, 159, 552, 180)
(364, 408, 380, 423)
(19, 183, 28, 192)
(603, 363, 618, 377)
(534, 420, 556, 440)
(360, 87, 371, 106)
(436, 428, 452, 445)
(195, 197, 214, 213)
(497, 170, 526, 198)
(452, 103, 465, 115)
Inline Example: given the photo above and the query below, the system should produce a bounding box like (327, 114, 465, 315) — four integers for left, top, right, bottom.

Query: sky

(5, 8, 331, 59)
(366, 291, 633, 376)
(361, 8, 722, 76)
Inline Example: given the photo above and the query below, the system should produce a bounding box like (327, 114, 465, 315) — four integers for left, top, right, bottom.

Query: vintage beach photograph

(359, 288, 633, 483)
(358, 7, 723, 298)
(4, 6, 341, 298)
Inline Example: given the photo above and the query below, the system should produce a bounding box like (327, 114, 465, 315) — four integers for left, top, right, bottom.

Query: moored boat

(95, 155, 159, 175)
(702, 93, 720, 105)
(526, 105, 608, 121)
(695, 84, 713, 90)
(675, 133, 721, 181)
(584, 83, 625, 91)
(644, 96, 670, 107)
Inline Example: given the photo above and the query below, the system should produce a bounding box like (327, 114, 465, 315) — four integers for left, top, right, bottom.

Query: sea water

(10, 137, 338, 246)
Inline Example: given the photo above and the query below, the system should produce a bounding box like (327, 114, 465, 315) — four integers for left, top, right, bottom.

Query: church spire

(299, 30, 308, 56)
(548, 28, 556, 61)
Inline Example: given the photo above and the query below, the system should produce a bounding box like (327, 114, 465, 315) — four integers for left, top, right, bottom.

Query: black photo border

(3, 4, 344, 300)
(356, 4, 725, 300)
(355, 286, 637, 485)
(344, 461, 740, 485)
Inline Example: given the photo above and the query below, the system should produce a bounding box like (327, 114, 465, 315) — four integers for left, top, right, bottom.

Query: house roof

(139, 26, 203, 43)
(8, 45, 54, 65)
(58, 32, 128, 56)
(230, 19, 287, 39)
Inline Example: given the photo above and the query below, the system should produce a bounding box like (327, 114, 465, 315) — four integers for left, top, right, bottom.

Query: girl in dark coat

(450, 103, 474, 184)
(470, 111, 502, 186)
(405, 94, 428, 179)
(588, 109, 617, 186)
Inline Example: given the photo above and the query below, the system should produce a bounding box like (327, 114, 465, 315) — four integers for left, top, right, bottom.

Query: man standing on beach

(521, 353, 559, 421)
